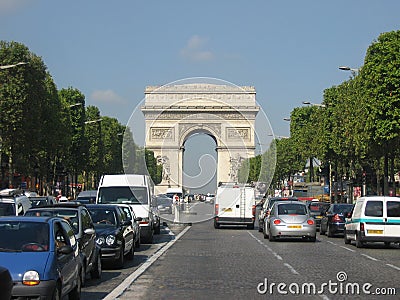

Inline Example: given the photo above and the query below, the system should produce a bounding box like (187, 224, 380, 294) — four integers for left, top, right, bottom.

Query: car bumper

(99, 246, 122, 262)
(329, 222, 345, 234)
(12, 280, 56, 299)
(270, 225, 316, 238)
(215, 217, 254, 225)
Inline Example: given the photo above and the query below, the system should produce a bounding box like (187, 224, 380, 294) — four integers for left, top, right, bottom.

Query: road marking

(248, 232, 283, 261)
(361, 253, 379, 261)
(283, 263, 299, 275)
(339, 246, 356, 252)
(326, 240, 336, 245)
(104, 225, 191, 300)
(386, 263, 400, 271)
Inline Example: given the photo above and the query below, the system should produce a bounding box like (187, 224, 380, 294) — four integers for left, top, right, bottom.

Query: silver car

(264, 201, 316, 242)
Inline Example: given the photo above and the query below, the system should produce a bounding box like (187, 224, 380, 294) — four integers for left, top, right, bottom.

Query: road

(83, 203, 400, 299)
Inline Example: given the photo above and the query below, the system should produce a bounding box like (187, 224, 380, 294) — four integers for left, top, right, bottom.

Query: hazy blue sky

(2, 1, 400, 192)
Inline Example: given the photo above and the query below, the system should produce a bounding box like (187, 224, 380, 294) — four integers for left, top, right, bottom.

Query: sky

(1, 0, 400, 192)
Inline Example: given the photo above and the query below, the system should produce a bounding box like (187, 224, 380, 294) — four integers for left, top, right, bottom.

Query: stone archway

(141, 83, 259, 194)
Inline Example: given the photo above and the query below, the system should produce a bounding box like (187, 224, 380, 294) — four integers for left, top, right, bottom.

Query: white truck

(96, 174, 159, 243)
(214, 182, 256, 229)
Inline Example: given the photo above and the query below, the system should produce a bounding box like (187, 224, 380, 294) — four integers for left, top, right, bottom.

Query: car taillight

(360, 222, 365, 232)
(252, 205, 256, 216)
(215, 204, 219, 215)
(273, 219, 281, 225)
(332, 214, 342, 222)
(307, 219, 314, 225)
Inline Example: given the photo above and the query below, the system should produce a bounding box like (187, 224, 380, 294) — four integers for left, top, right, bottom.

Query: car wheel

(309, 236, 316, 242)
(90, 253, 102, 279)
(115, 246, 125, 268)
(268, 229, 275, 242)
(80, 263, 86, 287)
(214, 220, 220, 229)
(344, 230, 351, 244)
(263, 226, 268, 239)
(384, 242, 391, 248)
(68, 270, 81, 300)
(355, 232, 364, 248)
(247, 223, 254, 230)
(327, 224, 333, 237)
(154, 223, 161, 234)
(126, 241, 134, 260)
(52, 283, 61, 300)
(258, 220, 263, 232)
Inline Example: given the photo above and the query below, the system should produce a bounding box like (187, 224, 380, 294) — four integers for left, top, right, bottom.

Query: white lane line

(283, 263, 299, 275)
(104, 226, 191, 300)
(386, 263, 400, 271)
(361, 253, 379, 261)
(339, 246, 356, 252)
(248, 232, 285, 262)
(326, 240, 336, 245)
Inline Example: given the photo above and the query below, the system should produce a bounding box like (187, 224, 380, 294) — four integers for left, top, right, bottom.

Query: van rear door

(385, 199, 400, 238)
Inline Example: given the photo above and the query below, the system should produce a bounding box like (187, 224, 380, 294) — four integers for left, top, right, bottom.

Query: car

(0, 189, 32, 216)
(156, 195, 173, 214)
(320, 203, 354, 237)
(25, 203, 102, 284)
(28, 196, 57, 207)
(344, 196, 400, 248)
(115, 203, 142, 248)
(258, 197, 299, 233)
(308, 201, 330, 231)
(76, 190, 97, 204)
(0, 216, 82, 299)
(86, 204, 135, 268)
(264, 201, 316, 242)
(205, 193, 215, 203)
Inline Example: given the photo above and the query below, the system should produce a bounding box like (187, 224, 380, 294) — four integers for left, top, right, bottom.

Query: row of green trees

(0, 41, 161, 195)
(239, 30, 400, 197)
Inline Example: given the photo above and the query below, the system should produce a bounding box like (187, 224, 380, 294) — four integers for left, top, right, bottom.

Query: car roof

(28, 203, 86, 210)
(274, 200, 306, 205)
(77, 190, 97, 197)
(0, 215, 60, 223)
(86, 204, 119, 210)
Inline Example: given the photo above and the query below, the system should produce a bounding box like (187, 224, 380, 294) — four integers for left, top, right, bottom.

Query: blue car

(0, 216, 82, 299)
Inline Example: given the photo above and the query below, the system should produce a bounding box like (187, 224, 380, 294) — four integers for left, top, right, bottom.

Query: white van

(344, 196, 400, 248)
(214, 183, 256, 229)
(0, 189, 31, 216)
(96, 174, 158, 243)
(165, 187, 183, 202)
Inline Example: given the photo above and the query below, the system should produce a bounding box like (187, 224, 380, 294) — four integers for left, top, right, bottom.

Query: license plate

(288, 225, 302, 229)
(224, 208, 232, 212)
(316, 216, 322, 219)
(367, 229, 383, 234)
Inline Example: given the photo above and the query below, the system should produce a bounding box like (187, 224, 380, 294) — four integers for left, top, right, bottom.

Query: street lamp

(0, 62, 27, 70)
(302, 101, 326, 108)
(69, 103, 82, 108)
(84, 118, 102, 125)
(339, 66, 360, 77)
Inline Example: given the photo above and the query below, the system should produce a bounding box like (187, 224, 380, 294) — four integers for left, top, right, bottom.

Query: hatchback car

(156, 195, 173, 214)
(86, 204, 135, 268)
(76, 190, 97, 204)
(25, 203, 102, 284)
(308, 201, 330, 231)
(264, 201, 316, 242)
(0, 216, 82, 299)
(320, 203, 354, 237)
(28, 196, 57, 207)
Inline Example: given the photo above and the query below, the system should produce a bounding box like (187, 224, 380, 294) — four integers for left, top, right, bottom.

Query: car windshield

(89, 208, 117, 227)
(0, 203, 15, 216)
(157, 198, 172, 205)
(0, 221, 49, 252)
(278, 204, 307, 215)
(25, 209, 79, 234)
(98, 186, 148, 205)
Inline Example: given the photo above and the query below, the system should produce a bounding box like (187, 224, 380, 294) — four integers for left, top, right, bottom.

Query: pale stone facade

(141, 83, 259, 194)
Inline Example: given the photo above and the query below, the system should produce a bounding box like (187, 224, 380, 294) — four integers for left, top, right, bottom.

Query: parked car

(0, 216, 82, 299)
(308, 201, 330, 231)
(156, 195, 173, 214)
(28, 196, 57, 207)
(264, 201, 316, 242)
(344, 196, 400, 248)
(76, 190, 97, 204)
(25, 203, 102, 284)
(115, 203, 142, 248)
(258, 197, 299, 232)
(320, 203, 354, 237)
(0, 189, 32, 216)
(86, 204, 135, 268)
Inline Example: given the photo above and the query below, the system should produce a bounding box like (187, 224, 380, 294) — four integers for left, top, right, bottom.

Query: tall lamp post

(339, 66, 360, 77)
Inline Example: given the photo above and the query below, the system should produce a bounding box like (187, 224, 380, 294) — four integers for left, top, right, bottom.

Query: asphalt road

(83, 203, 400, 300)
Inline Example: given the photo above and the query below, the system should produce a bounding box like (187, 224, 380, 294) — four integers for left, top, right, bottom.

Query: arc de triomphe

(141, 83, 259, 194)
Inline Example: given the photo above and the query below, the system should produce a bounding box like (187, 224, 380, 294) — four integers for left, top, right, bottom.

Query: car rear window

(365, 201, 383, 217)
(387, 201, 400, 217)
(278, 204, 307, 215)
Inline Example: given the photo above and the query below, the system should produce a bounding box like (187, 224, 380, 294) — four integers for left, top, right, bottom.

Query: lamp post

(0, 62, 27, 70)
(339, 66, 360, 77)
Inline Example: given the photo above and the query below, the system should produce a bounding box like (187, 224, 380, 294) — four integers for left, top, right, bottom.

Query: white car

(205, 194, 215, 203)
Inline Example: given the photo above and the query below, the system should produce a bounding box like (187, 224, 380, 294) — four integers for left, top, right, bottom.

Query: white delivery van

(344, 196, 400, 248)
(0, 189, 31, 216)
(214, 182, 256, 229)
(96, 174, 157, 243)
